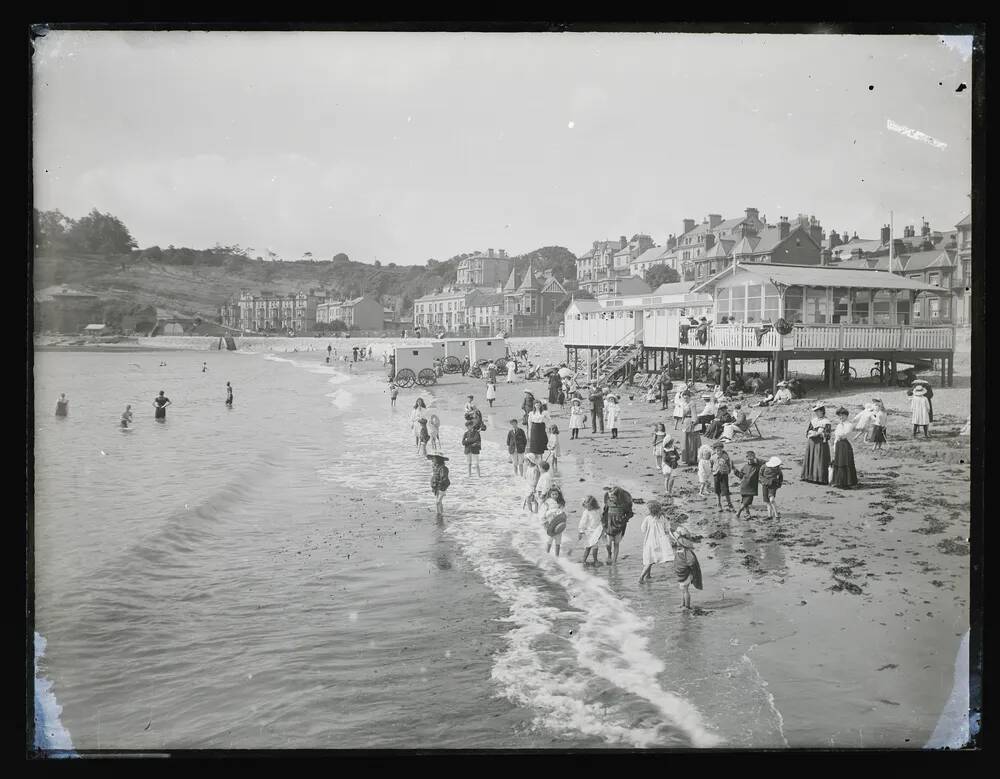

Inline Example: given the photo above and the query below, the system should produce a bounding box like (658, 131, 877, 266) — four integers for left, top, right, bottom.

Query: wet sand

(372, 355, 970, 747)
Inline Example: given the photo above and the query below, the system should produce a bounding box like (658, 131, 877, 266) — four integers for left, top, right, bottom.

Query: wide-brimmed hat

(912, 385, 927, 396)
(835, 406, 849, 416)
(571, 398, 581, 404)
(701, 394, 712, 400)
(426, 454, 449, 461)
(911, 378, 931, 386)
(523, 389, 532, 393)
(765, 456, 782, 467)
(682, 391, 692, 397)
(712, 440, 725, 448)
(812, 403, 826, 412)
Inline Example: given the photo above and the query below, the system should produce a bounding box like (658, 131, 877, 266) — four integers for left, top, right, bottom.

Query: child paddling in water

(760, 456, 784, 520)
(541, 487, 568, 557)
(666, 514, 703, 610)
(523, 456, 541, 514)
(662, 437, 681, 497)
(577, 495, 609, 564)
(638, 500, 673, 583)
(428, 454, 450, 519)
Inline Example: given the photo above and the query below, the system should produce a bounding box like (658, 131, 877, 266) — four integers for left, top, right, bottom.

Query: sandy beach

(360, 337, 972, 747)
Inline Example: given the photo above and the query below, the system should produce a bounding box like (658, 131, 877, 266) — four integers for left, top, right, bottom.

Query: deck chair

(730, 412, 763, 440)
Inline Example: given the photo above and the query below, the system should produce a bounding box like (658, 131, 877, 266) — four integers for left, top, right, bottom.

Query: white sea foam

(328, 409, 723, 747)
(33, 632, 76, 755)
(280, 350, 723, 747)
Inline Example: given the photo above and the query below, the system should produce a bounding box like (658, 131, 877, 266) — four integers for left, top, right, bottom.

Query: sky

(33, 31, 974, 265)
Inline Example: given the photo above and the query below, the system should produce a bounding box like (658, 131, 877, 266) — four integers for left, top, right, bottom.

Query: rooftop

(691, 262, 946, 294)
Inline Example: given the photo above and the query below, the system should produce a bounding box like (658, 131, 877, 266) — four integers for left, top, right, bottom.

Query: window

(716, 287, 731, 317)
(801, 286, 829, 324)
(929, 297, 940, 319)
(731, 285, 746, 322)
(872, 290, 894, 325)
(784, 287, 804, 324)
(747, 284, 763, 321)
(832, 287, 849, 324)
(763, 283, 780, 321)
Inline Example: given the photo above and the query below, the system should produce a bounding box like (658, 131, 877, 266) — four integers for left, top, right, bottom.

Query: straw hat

(913, 385, 928, 396)
(812, 403, 826, 412)
(571, 397, 581, 405)
(835, 407, 849, 416)
(911, 378, 931, 386)
(765, 456, 782, 467)
(712, 440, 725, 449)
(426, 454, 449, 461)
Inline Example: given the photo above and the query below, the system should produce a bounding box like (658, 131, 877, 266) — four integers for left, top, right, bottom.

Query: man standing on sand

(352, 345, 359, 362)
(507, 418, 527, 477)
(589, 385, 605, 434)
(659, 371, 673, 410)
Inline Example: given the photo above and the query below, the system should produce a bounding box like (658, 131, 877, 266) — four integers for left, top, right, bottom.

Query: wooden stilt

(940, 354, 947, 387)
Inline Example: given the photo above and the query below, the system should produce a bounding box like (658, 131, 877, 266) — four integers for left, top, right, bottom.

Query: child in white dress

(486, 382, 497, 407)
(697, 445, 713, 497)
(568, 399, 586, 439)
(605, 396, 622, 439)
(639, 501, 674, 583)
(852, 402, 874, 442)
(546, 425, 561, 475)
(577, 495, 608, 564)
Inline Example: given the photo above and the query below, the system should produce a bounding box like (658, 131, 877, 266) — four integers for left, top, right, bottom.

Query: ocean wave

(327, 409, 723, 748)
(33, 633, 76, 755)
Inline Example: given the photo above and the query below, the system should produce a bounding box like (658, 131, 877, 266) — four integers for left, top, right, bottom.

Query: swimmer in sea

(55, 393, 69, 417)
(120, 404, 133, 429)
(153, 390, 172, 421)
(225, 381, 233, 407)
(202, 362, 208, 372)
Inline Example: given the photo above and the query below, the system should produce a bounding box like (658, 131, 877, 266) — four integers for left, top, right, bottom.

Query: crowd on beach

(401, 353, 950, 610)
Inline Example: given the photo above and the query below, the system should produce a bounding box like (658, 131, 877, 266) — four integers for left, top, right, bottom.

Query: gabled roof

(690, 262, 945, 294)
(902, 249, 956, 272)
(832, 239, 887, 259)
(651, 281, 698, 297)
(565, 299, 604, 314)
(631, 245, 665, 264)
(540, 277, 568, 296)
(702, 239, 735, 259)
(730, 235, 759, 255)
(956, 213, 971, 228)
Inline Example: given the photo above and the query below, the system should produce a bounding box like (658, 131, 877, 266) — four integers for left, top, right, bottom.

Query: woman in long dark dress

(830, 407, 858, 488)
(683, 417, 702, 466)
(521, 390, 535, 426)
(527, 400, 549, 456)
(801, 403, 832, 484)
(548, 372, 561, 406)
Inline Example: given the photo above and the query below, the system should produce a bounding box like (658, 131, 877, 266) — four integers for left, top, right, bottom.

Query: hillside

(32, 245, 579, 322)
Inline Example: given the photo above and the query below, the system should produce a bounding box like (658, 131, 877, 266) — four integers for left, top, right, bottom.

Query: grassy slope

(33, 253, 354, 319)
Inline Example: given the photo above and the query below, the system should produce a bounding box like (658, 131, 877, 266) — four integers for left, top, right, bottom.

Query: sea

(28, 339, 870, 751)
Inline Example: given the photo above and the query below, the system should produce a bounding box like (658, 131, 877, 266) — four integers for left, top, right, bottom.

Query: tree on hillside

(513, 246, 577, 283)
(65, 208, 138, 254)
(333, 253, 350, 264)
(645, 264, 681, 289)
(33, 209, 73, 253)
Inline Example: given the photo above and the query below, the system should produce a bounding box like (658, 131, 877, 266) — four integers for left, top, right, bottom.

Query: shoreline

(390, 355, 970, 747)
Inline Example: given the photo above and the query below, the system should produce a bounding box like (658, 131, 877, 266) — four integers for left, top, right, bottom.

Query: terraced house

(224, 289, 322, 333)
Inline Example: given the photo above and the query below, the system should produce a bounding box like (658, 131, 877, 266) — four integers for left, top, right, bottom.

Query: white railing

(792, 324, 953, 351)
(676, 324, 781, 352)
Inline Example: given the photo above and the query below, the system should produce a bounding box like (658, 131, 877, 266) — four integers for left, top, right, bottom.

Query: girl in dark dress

(801, 403, 832, 484)
(548, 372, 561, 406)
(830, 407, 859, 488)
(666, 515, 703, 610)
(683, 417, 702, 466)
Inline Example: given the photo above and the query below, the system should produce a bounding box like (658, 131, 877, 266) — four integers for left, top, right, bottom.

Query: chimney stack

(705, 233, 716, 251)
(620, 235, 628, 249)
(821, 247, 833, 266)
(745, 207, 760, 223)
(779, 216, 790, 239)
(708, 214, 723, 229)
(682, 218, 696, 234)
(921, 218, 930, 237)
(488, 248, 494, 257)
(667, 233, 678, 250)
(880, 224, 891, 245)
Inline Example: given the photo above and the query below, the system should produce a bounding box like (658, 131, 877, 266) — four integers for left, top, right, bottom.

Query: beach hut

(468, 337, 509, 368)
(392, 345, 442, 387)
(440, 338, 473, 372)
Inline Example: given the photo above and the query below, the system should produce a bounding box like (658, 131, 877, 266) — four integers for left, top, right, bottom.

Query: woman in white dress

(638, 501, 674, 583)
(910, 385, 931, 437)
(410, 398, 428, 448)
(852, 402, 875, 442)
(671, 387, 688, 430)
(506, 360, 517, 383)
(830, 407, 858, 488)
